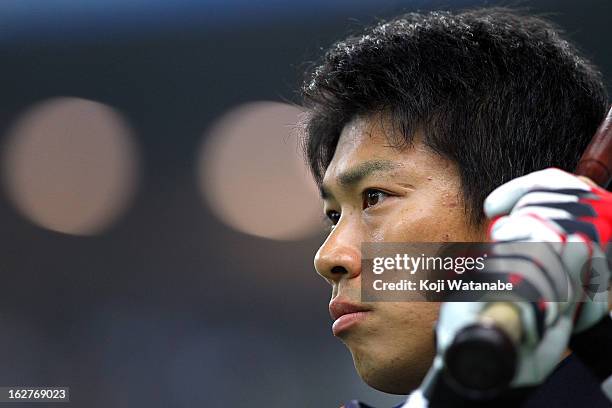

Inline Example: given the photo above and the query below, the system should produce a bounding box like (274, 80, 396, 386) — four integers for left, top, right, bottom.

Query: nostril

(331, 266, 348, 275)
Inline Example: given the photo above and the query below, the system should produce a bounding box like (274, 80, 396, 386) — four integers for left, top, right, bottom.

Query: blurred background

(0, 0, 610, 407)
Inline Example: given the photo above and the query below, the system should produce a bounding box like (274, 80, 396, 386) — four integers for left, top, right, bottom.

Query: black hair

(301, 8, 608, 223)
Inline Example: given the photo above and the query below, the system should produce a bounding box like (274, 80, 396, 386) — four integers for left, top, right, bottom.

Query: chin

(347, 337, 435, 394)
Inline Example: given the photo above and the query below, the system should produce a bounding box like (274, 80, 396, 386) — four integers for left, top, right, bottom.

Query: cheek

(350, 303, 438, 355)
(379, 196, 469, 242)
(354, 303, 439, 375)
(385, 302, 440, 332)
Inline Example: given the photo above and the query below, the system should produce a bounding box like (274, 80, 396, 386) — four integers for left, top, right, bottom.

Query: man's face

(314, 115, 487, 393)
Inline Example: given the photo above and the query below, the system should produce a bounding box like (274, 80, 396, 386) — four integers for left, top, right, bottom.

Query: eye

(325, 210, 341, 226)
(363, 189, 389, 209)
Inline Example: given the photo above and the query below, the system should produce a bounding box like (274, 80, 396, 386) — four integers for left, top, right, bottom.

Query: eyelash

(362, 188, 389, 209)
(324, 211, 340, 228)
(324, 189, 390, 227)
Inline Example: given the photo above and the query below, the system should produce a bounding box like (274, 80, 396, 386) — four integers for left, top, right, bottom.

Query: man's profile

(300, 8, 611, 407)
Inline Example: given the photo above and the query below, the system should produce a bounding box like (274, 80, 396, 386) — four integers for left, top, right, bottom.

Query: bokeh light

(1, 97, 141, 235)
(197, 101, 321, 241)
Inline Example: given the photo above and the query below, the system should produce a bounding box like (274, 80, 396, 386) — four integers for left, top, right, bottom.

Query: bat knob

(443, 324, 517, 399)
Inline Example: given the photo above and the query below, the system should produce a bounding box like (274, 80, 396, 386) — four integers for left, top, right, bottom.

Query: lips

(329, 298, 371, 320)
(329, 297, 372, 336)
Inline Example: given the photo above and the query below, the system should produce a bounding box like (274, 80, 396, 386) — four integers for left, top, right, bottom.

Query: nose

(314, 221, 362, 284)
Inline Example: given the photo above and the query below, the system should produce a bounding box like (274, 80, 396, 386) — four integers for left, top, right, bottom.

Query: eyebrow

(319, 160, 398, 199)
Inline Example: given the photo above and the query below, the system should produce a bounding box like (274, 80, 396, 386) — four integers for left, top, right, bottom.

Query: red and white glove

(434, 168, 611, 390)
(484, 167, 611, 333)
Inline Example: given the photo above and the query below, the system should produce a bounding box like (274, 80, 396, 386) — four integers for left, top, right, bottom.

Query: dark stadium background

(0, 0, 610, 406)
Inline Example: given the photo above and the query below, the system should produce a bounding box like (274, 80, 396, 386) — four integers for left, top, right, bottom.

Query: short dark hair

(301, 8, 608, 223)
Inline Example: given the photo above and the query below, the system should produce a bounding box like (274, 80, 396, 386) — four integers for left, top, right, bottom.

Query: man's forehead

(323, 116, 406, 182)
(334, 115, 392, 152)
